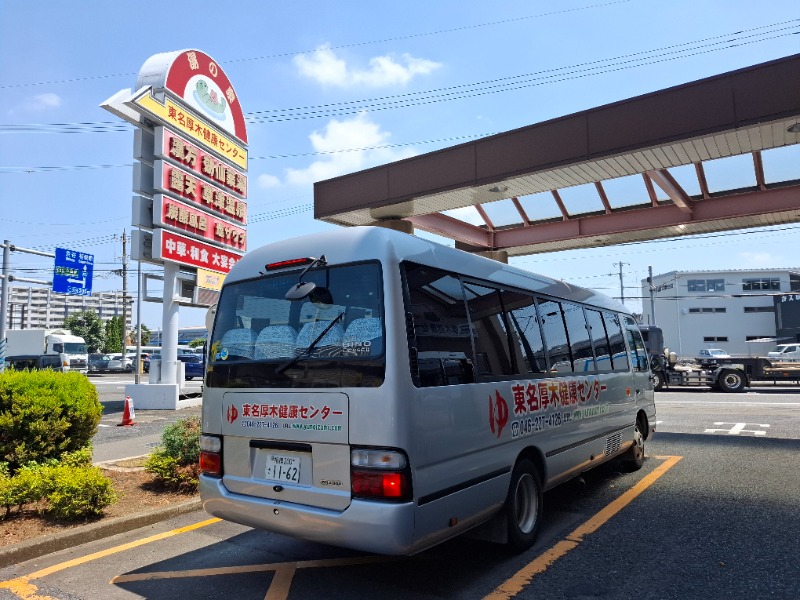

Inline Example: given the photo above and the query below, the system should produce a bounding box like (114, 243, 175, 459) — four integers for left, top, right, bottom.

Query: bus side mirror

(205, 304, 217, 332)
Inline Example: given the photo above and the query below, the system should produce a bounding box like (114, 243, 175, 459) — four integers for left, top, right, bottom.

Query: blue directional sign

(53, 247, 94, 296)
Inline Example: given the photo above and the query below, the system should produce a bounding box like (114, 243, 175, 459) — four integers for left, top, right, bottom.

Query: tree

(103, 316, 125, 354)
(188, 337, 206, 348)
(130, 324, 151, 345)
(63, 311, 105, 353)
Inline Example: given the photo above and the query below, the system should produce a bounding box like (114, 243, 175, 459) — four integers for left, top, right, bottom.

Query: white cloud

(284, 112, 416, 186)
(257, 174, 281, 189)
(30, 93, 61, 111)
(738, 251, 777, 267)
(294, 44, 441, 88)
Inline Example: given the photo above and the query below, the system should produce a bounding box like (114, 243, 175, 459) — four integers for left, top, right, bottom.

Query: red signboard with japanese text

(153, 229, 241, 275)
(155, 126, 247, 198)
(154, 195, 246, 253)
(106, 48, 248, 303)
(154, 160, 247, 225)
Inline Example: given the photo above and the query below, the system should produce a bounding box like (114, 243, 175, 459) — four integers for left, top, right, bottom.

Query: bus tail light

(200, 434, 223, 477)
(351, 449, 412, 502)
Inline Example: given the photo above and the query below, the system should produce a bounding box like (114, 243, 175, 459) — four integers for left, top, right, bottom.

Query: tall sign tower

(102, 49, 247, 408)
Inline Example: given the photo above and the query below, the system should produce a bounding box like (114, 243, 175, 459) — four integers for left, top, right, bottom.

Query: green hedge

(0, 370, 102, 473)
(0, 453, 117, 521)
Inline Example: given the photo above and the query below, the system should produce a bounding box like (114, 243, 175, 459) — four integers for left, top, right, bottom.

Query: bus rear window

(207, 261, 385, 388)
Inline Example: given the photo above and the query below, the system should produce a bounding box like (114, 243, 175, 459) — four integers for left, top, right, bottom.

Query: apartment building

(5, 286, 131, 330)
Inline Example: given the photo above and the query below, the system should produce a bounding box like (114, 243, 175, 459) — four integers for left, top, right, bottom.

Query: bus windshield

(207, 261, 385, 389)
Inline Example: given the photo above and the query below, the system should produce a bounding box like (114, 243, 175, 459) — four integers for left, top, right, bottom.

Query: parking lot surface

(1, 387, 797, 599)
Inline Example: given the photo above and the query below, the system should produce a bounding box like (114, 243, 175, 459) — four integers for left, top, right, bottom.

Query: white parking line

(658, 401, 800, 406)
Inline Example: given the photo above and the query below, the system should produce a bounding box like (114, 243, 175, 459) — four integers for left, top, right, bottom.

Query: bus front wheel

(504, 459, 543, 552)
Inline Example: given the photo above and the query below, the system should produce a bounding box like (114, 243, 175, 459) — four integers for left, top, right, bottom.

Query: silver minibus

(199, 226, 655, 555)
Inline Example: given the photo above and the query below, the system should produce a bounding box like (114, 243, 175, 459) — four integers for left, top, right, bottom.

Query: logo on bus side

(492, 376, 609, 440)
(226, 404, 239, 424)
(489, 390, 509, 438)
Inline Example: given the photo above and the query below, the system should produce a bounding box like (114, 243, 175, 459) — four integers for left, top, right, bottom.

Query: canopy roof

(314, 54, 800, 256)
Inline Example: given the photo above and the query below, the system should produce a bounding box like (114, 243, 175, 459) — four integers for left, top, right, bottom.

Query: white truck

(5, 329, 89, 374)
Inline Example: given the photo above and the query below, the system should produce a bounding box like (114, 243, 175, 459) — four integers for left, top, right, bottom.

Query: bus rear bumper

(200, 475, 417, 555)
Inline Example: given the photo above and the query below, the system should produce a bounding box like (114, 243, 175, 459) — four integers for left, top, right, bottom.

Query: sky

(1, 0, 799, 332)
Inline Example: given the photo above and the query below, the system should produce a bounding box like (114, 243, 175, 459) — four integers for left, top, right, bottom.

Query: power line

(2, 19, 796, 136)
(0, 0, 637, 90)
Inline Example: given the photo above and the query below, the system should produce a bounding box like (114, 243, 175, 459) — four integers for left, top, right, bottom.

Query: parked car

(149, 353, 205, 380)
(107, 354, 134, 373)
(767, 343, 800, 362)
(89, 353, 111, 373)
(5, 354, 68, 372)
(179, 354, 205, 380)
(698, 348, 730, 360)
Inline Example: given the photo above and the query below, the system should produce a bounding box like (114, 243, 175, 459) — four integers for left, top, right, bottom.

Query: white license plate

(264, 453, 301, 484)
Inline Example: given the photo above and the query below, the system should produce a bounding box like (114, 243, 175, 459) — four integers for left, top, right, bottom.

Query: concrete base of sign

(124, 382, 202, 410)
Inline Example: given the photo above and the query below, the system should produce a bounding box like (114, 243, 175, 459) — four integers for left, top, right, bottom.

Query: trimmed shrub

(0, 371, 102, 473)
(145, 416, 201, 492)
(59, 446, 94, 468)
(46, 465, 117, 520)
(160, 416, 201, 464)
(5, 463, 49, 512)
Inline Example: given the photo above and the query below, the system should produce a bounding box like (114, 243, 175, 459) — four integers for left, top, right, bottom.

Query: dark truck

(637, 326, 800, 393)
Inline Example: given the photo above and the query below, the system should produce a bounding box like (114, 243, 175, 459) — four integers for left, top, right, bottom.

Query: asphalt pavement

(89, 372, 203, 464)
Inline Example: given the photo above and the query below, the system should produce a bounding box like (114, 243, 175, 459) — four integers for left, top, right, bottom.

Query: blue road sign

(53, 247, 94, 296)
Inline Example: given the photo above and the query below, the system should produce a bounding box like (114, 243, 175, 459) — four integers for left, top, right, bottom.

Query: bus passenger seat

(220, 328, 258, 359)
(343, 318, 382, 356)
(254, 325, 298, 360)
(295, 321, 344, 356)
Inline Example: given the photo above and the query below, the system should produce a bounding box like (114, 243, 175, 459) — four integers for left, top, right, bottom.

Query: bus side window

(537, 299, 572, 372)
(604, 312, 629, 371)
(463, 282, 514, 378)
(585, 309, 612, 371)
(507, 293, 547, 374)
(625, 328, 649, 372)
(403, 262, 474, 387)
(563, 302, 595, 374)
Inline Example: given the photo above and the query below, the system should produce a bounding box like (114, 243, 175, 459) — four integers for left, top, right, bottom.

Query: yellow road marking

(110, 555, 392, 584)
(485, 455, 683, 600)
(265, 565, 297, 600)
(0, 517, 221, 600)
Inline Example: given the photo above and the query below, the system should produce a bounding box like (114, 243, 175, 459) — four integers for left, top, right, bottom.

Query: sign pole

(160, 261, 180, 384)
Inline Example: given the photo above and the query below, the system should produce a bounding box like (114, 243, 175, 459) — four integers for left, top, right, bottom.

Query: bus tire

(620, 422, 645, 472)
(504, 459, 543, 552)
(717, 369, 745, 393)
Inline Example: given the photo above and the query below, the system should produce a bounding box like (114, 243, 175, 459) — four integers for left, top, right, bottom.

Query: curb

(0, 498, 202, 569)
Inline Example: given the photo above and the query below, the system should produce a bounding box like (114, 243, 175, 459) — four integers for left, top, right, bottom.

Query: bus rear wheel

(504, 459, 543, 552)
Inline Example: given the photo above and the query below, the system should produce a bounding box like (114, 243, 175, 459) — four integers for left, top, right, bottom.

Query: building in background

(640, 269, 800, 357)
(149, 326, 207, 346)
(5, 286, 131, 331)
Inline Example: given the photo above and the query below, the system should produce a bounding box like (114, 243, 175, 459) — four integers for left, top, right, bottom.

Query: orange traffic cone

(118, 395, 136, 426)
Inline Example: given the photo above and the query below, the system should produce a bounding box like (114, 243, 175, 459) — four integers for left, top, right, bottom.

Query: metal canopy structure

(314, 54, 800, 257)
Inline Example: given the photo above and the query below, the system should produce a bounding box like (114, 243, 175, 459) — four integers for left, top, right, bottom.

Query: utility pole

(614, 262, 629, 306)
(121, 229, 128, 353)
(648, 265, 656, 325)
